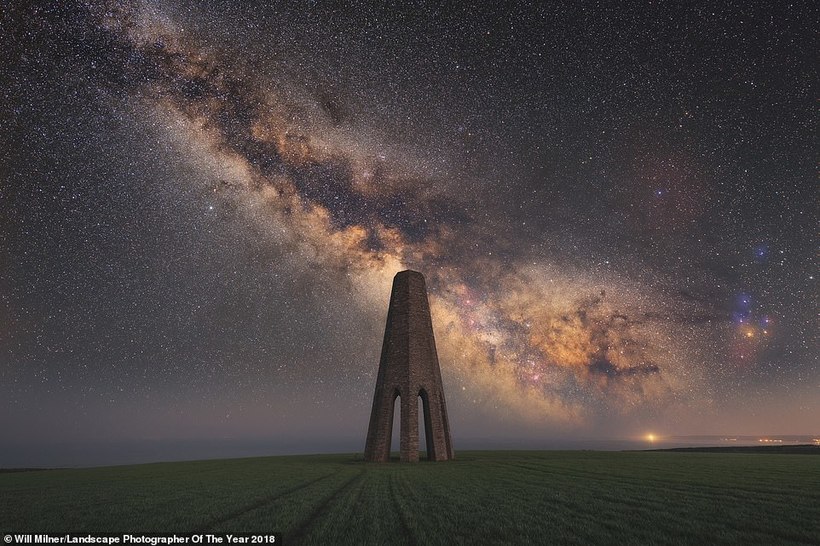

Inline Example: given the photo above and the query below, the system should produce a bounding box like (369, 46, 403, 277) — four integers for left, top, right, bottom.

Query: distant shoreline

(4, 445, 820, 472)
(640, 444, 820, 454)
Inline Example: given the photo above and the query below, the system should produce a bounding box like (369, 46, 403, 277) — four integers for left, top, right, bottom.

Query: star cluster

(0, 1, 816, 461)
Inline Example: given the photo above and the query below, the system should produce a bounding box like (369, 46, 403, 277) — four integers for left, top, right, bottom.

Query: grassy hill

(2, 450, 819, 545)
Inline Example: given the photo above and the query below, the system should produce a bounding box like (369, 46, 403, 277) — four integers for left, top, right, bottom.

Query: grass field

(2, 450, 819, 545)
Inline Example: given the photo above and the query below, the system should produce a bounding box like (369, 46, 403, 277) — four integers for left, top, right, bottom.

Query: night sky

(1, 1, 817, 465)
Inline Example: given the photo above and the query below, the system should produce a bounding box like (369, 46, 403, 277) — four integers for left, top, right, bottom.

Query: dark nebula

(0, 1, 816, 465)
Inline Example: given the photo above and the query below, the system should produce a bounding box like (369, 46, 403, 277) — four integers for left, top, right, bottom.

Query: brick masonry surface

(364, 270, 455, 462)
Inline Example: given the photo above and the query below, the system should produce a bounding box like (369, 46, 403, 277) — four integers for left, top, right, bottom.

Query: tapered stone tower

(364, 270, 454, 462)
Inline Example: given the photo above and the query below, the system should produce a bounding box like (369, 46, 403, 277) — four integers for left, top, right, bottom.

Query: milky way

(1, 1, 816, 462)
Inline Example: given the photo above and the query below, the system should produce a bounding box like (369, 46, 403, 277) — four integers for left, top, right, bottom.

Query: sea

(2, 435, 818, 468)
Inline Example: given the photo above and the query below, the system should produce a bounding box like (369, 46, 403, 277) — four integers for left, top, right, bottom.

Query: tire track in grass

(343, 474, 373, 530)
(196, 473, 336, 532)
(298, 472, 369, 544)
(340, 476, 368, 532)
(498, 459, 813, 507)
(472, 464, 680, 529)
(286, 469, 365, 546)
(389, 472, 418, 546)
(492, 463, 816, 545)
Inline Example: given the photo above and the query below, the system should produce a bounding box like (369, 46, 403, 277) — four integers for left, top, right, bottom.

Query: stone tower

(364, 270, 454, 462)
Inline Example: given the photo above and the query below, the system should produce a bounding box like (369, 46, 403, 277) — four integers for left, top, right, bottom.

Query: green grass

(1, 451, 819, 545)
